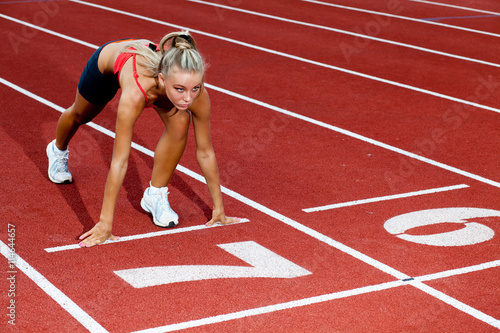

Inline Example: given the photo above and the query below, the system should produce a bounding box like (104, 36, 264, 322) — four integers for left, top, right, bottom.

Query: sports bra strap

(132, 53, 149, 105)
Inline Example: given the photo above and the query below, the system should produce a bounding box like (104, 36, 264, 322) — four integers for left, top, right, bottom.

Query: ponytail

(119, 31, 206, 78)
(159, 32, 198, 53)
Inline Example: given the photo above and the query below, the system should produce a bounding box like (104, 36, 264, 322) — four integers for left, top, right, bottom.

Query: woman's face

(160, 67, 203, 111)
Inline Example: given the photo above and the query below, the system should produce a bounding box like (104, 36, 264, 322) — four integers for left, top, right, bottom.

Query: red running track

(0, 0, 499, 332)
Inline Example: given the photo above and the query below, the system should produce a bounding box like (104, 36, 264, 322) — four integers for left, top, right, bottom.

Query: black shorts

(77, 42, 120, 105)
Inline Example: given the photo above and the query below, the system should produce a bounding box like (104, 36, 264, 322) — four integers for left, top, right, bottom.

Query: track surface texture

(0, 0, 499, 332)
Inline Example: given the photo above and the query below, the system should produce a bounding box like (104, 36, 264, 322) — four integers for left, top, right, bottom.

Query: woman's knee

(66, 103, 104, 126)
(68, 91, 106, 125)
(71, 110, 92, 125)
(167, 112, 190, 141)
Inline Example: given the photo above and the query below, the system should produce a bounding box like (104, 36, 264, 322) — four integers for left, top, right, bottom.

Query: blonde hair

(122, 32, 205, 78)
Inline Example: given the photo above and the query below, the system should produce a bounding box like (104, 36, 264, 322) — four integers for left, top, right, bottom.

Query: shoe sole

(140, 198, 178, 228)
(46, 143, 73, 184)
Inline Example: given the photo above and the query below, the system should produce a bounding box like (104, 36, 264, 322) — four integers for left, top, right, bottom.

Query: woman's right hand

(78, 221, 119, 248)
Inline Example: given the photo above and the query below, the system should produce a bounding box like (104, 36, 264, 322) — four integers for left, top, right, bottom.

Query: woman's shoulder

(99, 39, 152, 74)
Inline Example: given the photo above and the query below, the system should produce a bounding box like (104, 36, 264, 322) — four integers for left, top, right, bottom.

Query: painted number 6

(384, 207, 500, 246)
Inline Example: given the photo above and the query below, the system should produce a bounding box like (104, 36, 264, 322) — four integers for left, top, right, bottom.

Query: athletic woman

(46, 32, 238, 248)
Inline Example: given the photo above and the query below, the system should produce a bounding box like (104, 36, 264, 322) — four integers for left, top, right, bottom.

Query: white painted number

(384, 207, 499, 246)
(114, 241, 312, 288)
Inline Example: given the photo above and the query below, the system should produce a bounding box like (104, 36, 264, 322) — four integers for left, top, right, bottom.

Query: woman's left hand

(205, 210, 240, 226)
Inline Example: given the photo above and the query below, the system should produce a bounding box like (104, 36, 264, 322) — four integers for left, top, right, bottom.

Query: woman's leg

(55, 90, 107, 150)
(141, 109, 190, 228)
(47, 90, 106, 183)
(150, 109, 191, 187)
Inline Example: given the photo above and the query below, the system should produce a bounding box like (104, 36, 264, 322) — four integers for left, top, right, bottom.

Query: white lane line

(130, 259, 500, 332)
(44, 219, 250, 253)
(410, 0, 500, 16)
(410, 280, 500, 329)
(0, 13, 99, 49)
(416, 259, 500, 282)
(302, 0, 500, 38)
(207, 84, 500, 189)
(187, 0, 500, 68)
(0, 240, 109, 332)
(130, 280, 406, 332)
(303, 184, 470, 213)
(64, 0, 500, 115)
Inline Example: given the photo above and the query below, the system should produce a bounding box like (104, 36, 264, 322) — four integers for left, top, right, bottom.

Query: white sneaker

(140, 186, 179, 228)
(46, 140, 73, 184)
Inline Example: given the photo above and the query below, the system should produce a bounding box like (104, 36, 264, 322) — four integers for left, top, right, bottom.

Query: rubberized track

(0, 0, 499, 332)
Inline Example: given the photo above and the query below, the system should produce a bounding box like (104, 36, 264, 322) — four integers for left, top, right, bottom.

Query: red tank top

(114, 43, 160, 105)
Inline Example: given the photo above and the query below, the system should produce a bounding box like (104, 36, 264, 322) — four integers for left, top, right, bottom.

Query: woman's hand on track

(78, 221, 119, 247)
(205, 210, 240, 227)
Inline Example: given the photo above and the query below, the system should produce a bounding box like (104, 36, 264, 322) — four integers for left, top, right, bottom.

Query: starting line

(44, 219, 250, 253)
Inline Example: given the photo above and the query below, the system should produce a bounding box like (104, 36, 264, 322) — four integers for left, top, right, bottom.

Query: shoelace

(54, 152, 70, 173)
(156, 188, 175, 214)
